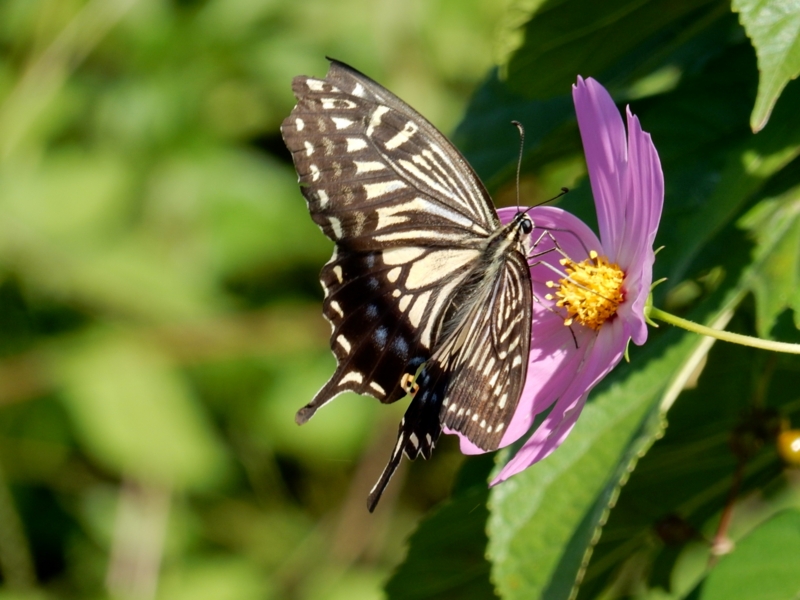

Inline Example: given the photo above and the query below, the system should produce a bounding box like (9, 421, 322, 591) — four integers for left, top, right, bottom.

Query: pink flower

(446, 76, 664, 483)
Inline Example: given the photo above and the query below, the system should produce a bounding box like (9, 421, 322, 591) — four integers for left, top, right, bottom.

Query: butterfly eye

(521, 217, 533, 235)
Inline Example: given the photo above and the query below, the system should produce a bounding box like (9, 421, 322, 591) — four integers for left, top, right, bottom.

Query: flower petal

(619, 108, 664, 345)
(573, 76, 628, 261)
(492, 316, 628, 484)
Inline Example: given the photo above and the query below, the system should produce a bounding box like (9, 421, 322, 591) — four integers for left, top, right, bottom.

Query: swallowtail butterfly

(281, 59, 534, 511)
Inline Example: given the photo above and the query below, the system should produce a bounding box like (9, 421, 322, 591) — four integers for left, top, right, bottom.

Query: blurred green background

(4, 0, 800, 599)
(0, 0, 506, 598)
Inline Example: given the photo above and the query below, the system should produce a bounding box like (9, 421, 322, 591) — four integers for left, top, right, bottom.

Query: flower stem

(649, 307, 800, 354)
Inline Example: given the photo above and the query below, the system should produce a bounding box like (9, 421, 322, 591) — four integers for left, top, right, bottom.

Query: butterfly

(281, 59, 533, 511)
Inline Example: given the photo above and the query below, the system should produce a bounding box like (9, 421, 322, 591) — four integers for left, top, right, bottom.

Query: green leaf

(700, 510, 800, 600)
(487, 298, 741, 600)
(54, 332, 227, 489)
(738, 185, 800, 336)
(576, 317, 800, 599)
(503, 0, 728, 99)
(732, 0, 800, 132)
(454, 70, 575, 190)
(386, 454, 497, 600)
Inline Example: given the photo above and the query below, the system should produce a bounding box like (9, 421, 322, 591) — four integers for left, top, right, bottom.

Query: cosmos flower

(447, 76, 664, 484)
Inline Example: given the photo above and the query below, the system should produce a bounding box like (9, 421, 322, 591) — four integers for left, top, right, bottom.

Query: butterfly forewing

(281, 59, 534, 510)
(282, 60, 498, 415)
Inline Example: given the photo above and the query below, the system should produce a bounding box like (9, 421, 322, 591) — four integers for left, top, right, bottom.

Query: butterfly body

(281, 60, 532, 510)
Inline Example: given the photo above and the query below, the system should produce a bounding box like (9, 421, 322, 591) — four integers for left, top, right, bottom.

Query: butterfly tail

(366, 367, 445, 511)
(367, 434, 405, 512)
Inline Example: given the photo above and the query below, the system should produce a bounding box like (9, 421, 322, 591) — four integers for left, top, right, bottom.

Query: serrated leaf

(732, 0, 800, 132)
(700, 510, 800, 600)
(54, 332, 227, 489)
(577, 318, 800, 599)
(488, 299, 739, 600)
(739, 186, 800, 336)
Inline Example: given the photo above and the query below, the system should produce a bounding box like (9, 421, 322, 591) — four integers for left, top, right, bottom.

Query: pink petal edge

(573, 76, 628, 261)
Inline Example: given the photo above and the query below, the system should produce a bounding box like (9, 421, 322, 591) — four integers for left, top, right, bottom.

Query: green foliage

(385, 455, 497, 600)
(700, 510, 800, 599)
(732, 0, 800, 132)
(739, 185, 800, 335)
(1, 0, 800, 599)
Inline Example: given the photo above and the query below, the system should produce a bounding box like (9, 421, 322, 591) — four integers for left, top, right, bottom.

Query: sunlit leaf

(577, 324, 800, 598)
(700, 510, 800, 600)
(732, 0, 800, 132)
(739, 186, 800, 336)
(487, 314, 736, 599)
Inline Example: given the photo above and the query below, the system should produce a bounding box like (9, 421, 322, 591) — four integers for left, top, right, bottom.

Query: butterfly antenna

(549, 187, 570, 203)
(511, 120, 525, 213)
(523, 187, 570, 217)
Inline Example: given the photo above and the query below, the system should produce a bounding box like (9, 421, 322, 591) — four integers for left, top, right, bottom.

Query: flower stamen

(547, 250, 625, 330)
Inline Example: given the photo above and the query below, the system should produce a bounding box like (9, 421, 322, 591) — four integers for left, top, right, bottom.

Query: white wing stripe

(385, 121, 419, 150)
(355, 161, 386, 173)
(408, 290, 432, 328)
(333, 117, 355, 129)
(374, 230, 471, 243)
(346, 138, 368, 152)
(405, 249, 479, 290)
(426, 143, 493, 222)
(382, 247, 425, 265)
(367, 105, 390, 135)
(364, 180, 407, 200)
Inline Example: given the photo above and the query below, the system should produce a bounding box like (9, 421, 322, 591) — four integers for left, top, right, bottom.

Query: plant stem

(648, 307, 800, 354)
(709, 457, 745, 565)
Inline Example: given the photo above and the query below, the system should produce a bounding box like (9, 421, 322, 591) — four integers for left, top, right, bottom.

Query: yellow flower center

(545, 251, 625, 330)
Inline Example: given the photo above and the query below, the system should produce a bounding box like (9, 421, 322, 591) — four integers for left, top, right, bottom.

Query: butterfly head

(509, 210, 534, 237)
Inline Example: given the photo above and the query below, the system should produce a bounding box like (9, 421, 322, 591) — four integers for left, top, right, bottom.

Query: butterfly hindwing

(438, 249, 532, 448)
(366, 248, 532, 509)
